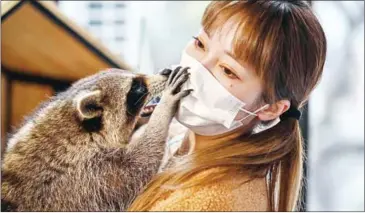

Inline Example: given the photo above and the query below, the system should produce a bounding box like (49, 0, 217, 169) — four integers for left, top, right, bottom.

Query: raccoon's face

(69, 68, 171, 135)
(4, 68, 172, 153)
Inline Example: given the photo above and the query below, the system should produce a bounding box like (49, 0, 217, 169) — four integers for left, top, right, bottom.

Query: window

(115, 36, 125, 42)
(89, 2, 102, 9)
(114, 20, 125, 25)
(115, 3, 125, 8)
(89, 20, 102, 26)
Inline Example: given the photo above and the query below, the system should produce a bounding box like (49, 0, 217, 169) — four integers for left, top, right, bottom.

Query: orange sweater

(149, 168, 269, 211)
(132, 123, 269, 211)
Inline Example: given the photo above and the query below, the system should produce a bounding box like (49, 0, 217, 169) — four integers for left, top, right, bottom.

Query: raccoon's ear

(74, 90, 103, 120)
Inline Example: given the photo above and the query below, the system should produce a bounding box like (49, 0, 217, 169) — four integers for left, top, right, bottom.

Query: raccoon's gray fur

(1, 67, 191, 211)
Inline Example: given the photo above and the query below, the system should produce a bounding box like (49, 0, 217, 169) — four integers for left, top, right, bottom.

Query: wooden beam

(1, 73, 9, 155)
(2, 1, 133, 82)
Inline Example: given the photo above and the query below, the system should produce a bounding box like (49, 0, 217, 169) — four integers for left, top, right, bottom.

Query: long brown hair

(128, 1, 326, 211)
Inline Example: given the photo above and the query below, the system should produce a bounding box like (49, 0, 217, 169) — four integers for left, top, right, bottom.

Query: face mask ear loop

(238, 104, 270, 122)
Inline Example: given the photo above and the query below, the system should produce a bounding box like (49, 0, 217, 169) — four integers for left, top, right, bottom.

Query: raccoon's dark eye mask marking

(126, 76, 149, 122)
(1, 198, 17, 212)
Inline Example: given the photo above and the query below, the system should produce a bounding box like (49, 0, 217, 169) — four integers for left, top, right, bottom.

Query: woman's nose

(200, 56, 216, 73)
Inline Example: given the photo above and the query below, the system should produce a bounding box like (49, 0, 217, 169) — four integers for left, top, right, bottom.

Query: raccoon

(1, 67, 191, 211)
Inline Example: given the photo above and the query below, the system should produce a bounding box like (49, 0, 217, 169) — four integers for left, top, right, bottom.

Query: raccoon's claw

(177, 89, 194, 99)
(159, 68, 172, 77)
(166, 66, 182, 86)
(160, 66, 191, 105)
(172, 68, 190, 94)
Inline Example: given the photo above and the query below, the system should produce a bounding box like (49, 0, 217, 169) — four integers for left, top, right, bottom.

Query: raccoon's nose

(159, 68, 172, 77)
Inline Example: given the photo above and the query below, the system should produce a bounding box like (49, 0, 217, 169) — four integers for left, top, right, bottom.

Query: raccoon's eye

(134, 85, 148, 94)
(126, 77, 149, 121)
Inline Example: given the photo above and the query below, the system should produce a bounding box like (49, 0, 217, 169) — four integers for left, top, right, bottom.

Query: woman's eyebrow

(223, 49, 252, 74)
(224, 49, 236, 59)
(203, 29, 249, 70)
(223, 47, 244, 65)
(201, 29, 211, 39)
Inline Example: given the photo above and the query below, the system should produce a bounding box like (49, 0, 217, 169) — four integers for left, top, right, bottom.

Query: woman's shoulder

(150, 168, 268, 211)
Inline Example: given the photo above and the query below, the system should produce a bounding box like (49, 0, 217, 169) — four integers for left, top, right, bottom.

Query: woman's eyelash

(192, 36, 205, 49)
(221, 66, 239, 79)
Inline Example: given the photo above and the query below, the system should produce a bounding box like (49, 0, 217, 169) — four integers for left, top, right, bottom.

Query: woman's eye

(221, 66, 239, 79)
(192, 36, 205, 50)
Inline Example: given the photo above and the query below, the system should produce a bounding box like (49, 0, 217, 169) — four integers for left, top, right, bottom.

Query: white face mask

(174, 51, 269, 136)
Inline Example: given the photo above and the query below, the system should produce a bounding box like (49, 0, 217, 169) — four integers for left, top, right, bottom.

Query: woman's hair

(128, 0, 326, 211)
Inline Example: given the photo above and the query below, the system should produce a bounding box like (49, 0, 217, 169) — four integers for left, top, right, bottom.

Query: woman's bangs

(201, 1, 284, 80)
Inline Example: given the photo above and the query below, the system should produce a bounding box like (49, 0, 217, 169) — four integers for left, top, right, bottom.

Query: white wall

(58, 1, 209, 73)
(308, 1, 364, 211)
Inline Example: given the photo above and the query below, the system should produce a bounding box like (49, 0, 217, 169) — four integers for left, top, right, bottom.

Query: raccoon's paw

(160, 66, 193, 107)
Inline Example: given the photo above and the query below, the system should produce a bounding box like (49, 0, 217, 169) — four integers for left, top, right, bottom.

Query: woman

(129, 0, 326, 211)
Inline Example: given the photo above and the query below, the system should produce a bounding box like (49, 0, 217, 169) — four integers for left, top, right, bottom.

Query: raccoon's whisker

(126, 110, 134, 117)
(134, 91, 150, 106)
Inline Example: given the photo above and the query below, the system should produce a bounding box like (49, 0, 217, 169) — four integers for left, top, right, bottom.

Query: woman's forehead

(203, 19, 239, 55)
(203, 21, 253, 72)
(203, 14, 257, 72)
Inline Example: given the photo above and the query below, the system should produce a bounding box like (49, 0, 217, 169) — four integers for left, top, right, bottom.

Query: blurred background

(1, 1, 364, 211)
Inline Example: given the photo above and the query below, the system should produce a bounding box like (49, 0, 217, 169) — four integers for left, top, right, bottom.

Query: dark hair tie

(280, 105, 301, 121)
